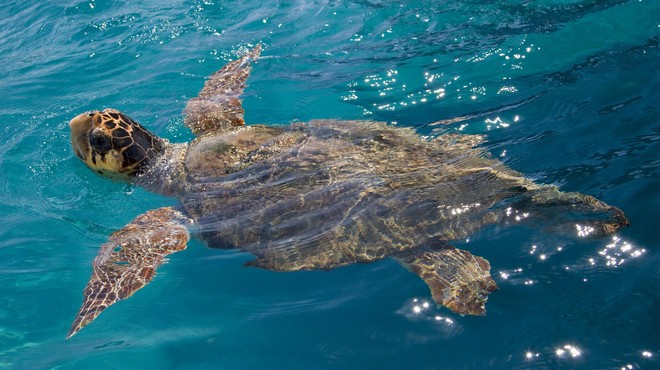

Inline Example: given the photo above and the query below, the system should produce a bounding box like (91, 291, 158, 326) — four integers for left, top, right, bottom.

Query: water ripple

(0, 0, 658, 368)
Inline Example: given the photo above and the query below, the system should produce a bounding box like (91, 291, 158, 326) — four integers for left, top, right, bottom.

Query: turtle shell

(180, 119, 530, 271)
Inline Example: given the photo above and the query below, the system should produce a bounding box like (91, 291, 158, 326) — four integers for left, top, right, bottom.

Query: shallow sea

(0, 1, 659, 369)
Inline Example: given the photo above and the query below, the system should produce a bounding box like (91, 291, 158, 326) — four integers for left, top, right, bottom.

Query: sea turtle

(67, 45, 628, 338)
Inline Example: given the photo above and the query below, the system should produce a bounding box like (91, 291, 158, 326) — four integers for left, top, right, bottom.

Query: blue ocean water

(0, 0, 658, 368)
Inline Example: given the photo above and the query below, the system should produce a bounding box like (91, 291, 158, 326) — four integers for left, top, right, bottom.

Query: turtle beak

(69, 111, 95, 129)
(69, 112, 95, 161)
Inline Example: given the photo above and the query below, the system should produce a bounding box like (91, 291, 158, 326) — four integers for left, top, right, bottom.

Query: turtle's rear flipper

(68, 207, 191, 339)
(394, 245, 498, 315)
(512, 185, 629, 237)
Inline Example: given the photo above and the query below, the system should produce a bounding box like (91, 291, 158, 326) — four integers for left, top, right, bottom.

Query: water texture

(0, 1, 658, 369)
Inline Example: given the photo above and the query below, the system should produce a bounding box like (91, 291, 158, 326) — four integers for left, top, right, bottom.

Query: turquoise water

(1, 0, 659, 368)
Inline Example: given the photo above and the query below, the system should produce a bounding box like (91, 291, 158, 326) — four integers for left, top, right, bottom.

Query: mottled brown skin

(67, 45, 629, 338)
(68, 208, 190, 337)
(395, 244, 498, 315)
(184, 44, 261, 134)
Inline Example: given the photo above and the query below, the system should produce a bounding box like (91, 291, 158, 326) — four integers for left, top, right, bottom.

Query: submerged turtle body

(66, 45, 628, 338)
(181, 121, 526, 268)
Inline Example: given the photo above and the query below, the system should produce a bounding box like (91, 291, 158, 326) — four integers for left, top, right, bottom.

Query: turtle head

(69, 108, 166, 178)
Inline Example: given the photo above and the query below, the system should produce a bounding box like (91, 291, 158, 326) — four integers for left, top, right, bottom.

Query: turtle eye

(89, 129, 112, 154)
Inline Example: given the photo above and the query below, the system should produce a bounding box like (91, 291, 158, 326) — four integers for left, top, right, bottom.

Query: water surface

(0, 1, 658, 369)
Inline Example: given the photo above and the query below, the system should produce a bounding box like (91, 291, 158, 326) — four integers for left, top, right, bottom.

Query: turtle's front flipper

(394, 245, 498, 315)
(68, 207, 191, 338)
(184, 44, 262, 135)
